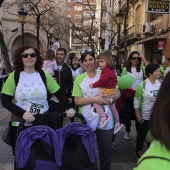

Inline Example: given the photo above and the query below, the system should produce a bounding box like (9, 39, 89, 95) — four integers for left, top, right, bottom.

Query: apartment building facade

(67, 0, 97, 54)
(110, 0, 170, 63)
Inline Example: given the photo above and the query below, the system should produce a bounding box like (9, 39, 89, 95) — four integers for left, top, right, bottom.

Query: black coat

(54, 63, 73, 98)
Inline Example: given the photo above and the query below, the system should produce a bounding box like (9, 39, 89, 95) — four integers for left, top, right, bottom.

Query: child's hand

(89, 83, 93, 88)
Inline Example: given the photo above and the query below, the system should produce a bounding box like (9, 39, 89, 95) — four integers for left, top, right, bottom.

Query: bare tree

(5, 0, 62, 50)
(0, 30, 12, 73)
(68, 0, 99, 50)
(0, 1, 12, 73)
(40, 9, 69, 48)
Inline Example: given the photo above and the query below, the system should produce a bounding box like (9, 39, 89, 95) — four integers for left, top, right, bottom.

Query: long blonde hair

(97, 50, 115, 69)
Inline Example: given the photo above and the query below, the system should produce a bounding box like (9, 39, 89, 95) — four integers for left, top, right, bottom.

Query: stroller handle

(61, 113, 87, 124)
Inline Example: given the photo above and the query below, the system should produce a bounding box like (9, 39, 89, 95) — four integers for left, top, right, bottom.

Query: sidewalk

(0, 106, 142, 170)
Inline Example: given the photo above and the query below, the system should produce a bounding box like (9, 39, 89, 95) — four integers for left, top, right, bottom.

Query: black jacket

(54, 63, 73, 98)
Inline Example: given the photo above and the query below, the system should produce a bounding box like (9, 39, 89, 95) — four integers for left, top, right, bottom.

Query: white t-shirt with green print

(134, 79, 161, 120)
(2, 71, 60, 113)
(72, 71, 114, 131)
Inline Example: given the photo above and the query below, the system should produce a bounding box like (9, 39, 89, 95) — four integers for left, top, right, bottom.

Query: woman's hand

(140, 55, 147, 66)
(100, 89, 121, 105)
(22, 112, 35, 123)
(89, 83, 93, 88)
(94, 93, 108, 105)
(66, 108, 75, 118)
(136, 114, 144, 124)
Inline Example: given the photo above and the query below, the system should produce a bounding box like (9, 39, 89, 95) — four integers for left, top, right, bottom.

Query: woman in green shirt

(134, 71, 170, 170)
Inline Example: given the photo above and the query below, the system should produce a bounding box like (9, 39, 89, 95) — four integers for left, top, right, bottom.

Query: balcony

(120, 25, 142, 45)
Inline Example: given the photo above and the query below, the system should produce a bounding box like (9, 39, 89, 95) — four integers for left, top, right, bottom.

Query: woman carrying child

(89, 50, 123, 134)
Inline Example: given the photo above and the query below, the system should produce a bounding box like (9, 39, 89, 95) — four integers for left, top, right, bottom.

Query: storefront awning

(135, 35, 166, 44)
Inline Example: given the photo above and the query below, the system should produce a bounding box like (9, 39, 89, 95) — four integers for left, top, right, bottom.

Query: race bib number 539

(26, 102, 44, 114)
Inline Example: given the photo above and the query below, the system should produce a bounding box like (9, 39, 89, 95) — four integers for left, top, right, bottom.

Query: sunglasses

(21, 52, 37, 58)
(81, 49, 93, 54)
(131, 57, 141, 61)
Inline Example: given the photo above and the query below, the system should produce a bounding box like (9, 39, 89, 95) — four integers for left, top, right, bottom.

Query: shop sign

(146, 0, 170, 13)
(157, 40, 165, 50)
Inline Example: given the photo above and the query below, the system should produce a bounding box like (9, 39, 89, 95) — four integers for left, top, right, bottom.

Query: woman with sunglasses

(121, 51, 146, 140)
(1, 44, 75, 147)
(72, 51, 120, 170)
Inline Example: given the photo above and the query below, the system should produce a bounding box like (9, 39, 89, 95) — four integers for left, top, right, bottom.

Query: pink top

(42, 59, 58, 76)
(92, 66, 117, 89)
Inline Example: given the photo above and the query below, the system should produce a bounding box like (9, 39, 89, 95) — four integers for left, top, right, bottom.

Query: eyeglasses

(131, 57, 141, 61)
(81, 49, 93, 54)
(21, 53, 37, 58)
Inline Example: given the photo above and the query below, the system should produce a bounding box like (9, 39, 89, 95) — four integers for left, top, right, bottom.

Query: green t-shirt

(134, 140, 170, 170)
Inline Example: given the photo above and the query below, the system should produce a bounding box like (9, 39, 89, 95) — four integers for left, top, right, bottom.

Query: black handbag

(119, 92, 131, 124)
(2, 123, 12, 146)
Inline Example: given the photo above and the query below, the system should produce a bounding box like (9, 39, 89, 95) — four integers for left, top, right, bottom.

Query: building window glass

(74, 6, 82, 11)
(135, 5, 142, 34)
(74, 15, 82, 19)
(67, 7, 71, 11)
(149, 13, 163, 21)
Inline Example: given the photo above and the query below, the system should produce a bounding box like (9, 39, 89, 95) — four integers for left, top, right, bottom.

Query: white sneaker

(124, 132, 130, 140)
(114, 123, 123, 134)
(99, 115, 110, 128)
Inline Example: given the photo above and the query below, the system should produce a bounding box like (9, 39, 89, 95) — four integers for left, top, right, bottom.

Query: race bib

(91, 104, 109, 115)
(26, 102, 44, 114)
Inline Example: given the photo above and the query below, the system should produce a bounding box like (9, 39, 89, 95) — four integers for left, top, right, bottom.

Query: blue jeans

(96, 128, 113, 170)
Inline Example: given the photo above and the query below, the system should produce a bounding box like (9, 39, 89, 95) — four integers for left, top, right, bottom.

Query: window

(85, 5, 93, 10)
(75, 0, 83, 2)
(84, 12, 94, 18)
(74, 6, 82, 11)
(75, 23, 82, 27)
(149, 13, 163, 21)
(74, 15, 82, 19)
(67, 7, 71, 11)
(135, 5, 142, 34)
(68, 0, 71, 2)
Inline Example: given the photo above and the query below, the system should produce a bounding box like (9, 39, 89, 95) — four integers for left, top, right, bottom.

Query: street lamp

(49, 33, 53, 48)
(116, 10, 124, 65)
(18, 9, 27, 44)
(98, 36, 105, 52)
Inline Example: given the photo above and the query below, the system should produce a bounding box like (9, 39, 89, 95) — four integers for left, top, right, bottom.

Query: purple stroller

(14, 114, 97, 170)
(57, 122, 98, 170)
(15, 125, 61, 170)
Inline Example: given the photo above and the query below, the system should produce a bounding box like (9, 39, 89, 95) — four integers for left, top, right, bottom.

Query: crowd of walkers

(1, 44, 170, 170)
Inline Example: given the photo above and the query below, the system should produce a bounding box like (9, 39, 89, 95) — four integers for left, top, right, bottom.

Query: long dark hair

(150, 71, 170, 150)
(125, 51, 142, 72)
(13, 44, 42, 72)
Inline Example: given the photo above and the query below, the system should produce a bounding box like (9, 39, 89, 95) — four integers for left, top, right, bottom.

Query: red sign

(157, 40, 165, 50)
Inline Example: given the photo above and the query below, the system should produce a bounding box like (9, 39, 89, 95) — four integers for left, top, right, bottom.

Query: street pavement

(0, 106, 146, 170)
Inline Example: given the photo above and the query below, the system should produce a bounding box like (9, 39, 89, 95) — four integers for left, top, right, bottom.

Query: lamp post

(98, 36, 102, 53)
(116, 10, 124, 65)
(18, 9, 27, 44)
(49, 33, 53, 49)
